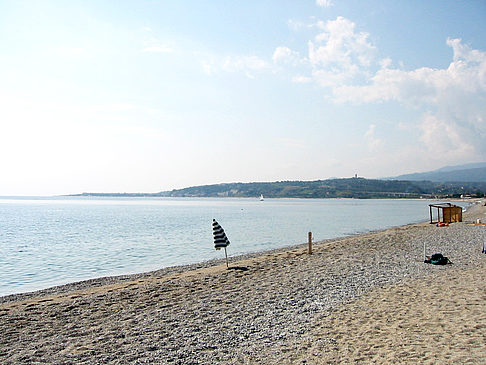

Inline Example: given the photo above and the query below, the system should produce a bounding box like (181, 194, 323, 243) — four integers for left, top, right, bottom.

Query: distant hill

(389, 162, 486, 182)
(72, 163, 486, 199)
(433, 162, 486, 173)
(147, 178, 485, 199)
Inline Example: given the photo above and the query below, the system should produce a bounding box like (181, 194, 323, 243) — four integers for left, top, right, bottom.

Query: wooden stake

(424, 242, 426, 261)
(224, 246, 229, 268)
(308, 232, 313, 254)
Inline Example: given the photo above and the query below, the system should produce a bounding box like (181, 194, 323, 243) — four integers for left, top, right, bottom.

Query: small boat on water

(260, 194, 264, 201)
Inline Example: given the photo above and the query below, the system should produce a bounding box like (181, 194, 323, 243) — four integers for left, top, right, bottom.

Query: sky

(1, 0, 485, 196)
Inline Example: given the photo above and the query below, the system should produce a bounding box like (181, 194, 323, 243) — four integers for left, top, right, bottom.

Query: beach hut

(429, 203, 462, 224)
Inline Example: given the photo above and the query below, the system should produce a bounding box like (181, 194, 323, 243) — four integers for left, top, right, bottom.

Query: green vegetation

(73, 178, 486, 199)
(159, 178, 486, 199)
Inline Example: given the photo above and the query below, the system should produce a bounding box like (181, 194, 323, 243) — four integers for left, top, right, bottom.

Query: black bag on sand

(424, 253, 451, 265)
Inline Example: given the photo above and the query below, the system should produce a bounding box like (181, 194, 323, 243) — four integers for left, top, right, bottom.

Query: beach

(1, 201, 485, 364)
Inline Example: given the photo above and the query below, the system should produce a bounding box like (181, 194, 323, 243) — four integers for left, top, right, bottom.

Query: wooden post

(224, 246, 229, 268)
(308, 232, 312, 254)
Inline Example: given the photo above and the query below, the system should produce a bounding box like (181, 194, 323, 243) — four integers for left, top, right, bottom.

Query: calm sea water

(0, 197, 454, 296)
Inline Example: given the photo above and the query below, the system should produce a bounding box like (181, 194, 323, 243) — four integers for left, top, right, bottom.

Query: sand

(1, 200, 485, 364)
(284, 260, 486, 364)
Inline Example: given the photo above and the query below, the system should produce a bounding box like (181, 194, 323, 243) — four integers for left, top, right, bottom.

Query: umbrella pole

(224, 246, 229, 268)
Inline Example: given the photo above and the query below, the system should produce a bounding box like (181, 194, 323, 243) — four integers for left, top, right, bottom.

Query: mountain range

(388, 162, 486, 182)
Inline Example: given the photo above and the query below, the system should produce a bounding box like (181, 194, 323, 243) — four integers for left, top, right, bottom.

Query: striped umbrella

(212, 219, 230, 268)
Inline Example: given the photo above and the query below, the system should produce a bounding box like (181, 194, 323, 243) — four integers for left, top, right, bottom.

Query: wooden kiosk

(429, 203, 463, 224)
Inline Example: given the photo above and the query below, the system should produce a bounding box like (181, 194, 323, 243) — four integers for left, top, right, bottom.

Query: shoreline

(2, 196, 468, 300)
(1, 200, 485, 363)
(1, 199, 475, 302)
(0, 216, 435, 303)
(0, 221, 426, 304)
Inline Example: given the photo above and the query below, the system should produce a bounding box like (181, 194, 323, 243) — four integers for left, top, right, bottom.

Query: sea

(0, 196, 462, 297)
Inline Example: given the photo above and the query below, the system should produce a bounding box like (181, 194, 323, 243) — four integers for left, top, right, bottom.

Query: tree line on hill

(74, 178, 486, 199)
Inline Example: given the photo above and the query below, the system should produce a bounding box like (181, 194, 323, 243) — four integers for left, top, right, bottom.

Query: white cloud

(265, 15, 486, 163)
(223, 55, 267, 71)
(219, 55, 268, 78)
(308, 17, 375, 87)
(201, 14, 486, 163)
(380, 57, 392, 69)
(213, 16, 375, 83)
(316, 0, 333, 8)
(272, 46, 301, 65)
(333, 39, 486, 104)
(419, 113, 474, 157)
(364, 124, 383, 152)
(331, 38, 486, 160)
(200, 54, 269, 79)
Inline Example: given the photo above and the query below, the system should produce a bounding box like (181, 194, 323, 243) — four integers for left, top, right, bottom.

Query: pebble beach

(1, 201, 485, 364)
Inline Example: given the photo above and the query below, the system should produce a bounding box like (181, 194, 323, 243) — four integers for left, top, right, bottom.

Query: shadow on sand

(227, 266, 249, 271)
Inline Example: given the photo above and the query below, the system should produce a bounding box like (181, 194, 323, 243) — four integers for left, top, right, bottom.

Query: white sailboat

(260, 194, 264, 201)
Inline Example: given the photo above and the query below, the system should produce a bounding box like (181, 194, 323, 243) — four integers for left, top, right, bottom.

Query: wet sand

(1, 201, 485, 364)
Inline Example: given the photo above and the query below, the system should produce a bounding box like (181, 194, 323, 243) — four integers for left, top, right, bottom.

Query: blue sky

(1, 0, 485, 195)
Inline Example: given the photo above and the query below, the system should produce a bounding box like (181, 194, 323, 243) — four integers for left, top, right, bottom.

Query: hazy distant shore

(1, 201, 485, 364)
(65, 176, 486, 200)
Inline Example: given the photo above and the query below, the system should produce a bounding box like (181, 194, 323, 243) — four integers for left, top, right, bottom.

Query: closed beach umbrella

(212, 219, 230, 267)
